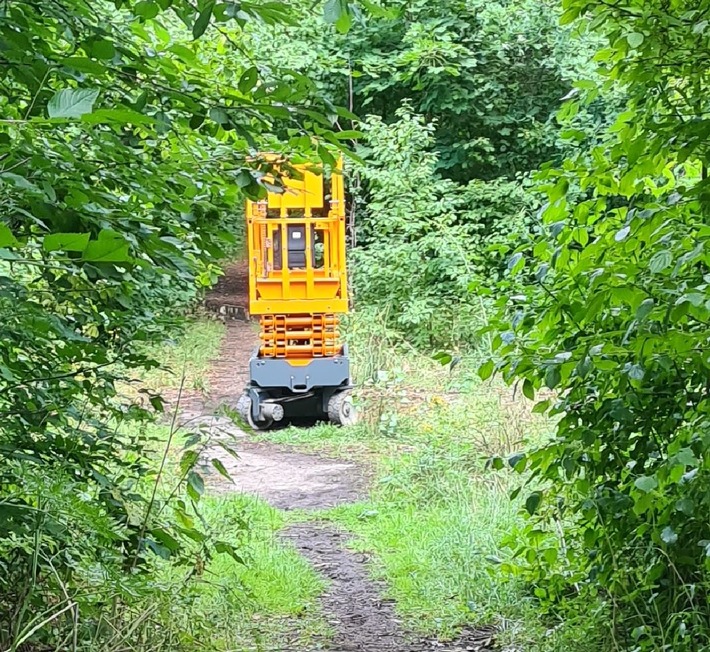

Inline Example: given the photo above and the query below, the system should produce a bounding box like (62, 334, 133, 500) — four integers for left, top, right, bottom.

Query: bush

(352, 106, 535, 349)
(486, 2, 710, 648)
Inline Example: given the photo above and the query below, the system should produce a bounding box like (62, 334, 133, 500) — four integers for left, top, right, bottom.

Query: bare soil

(186, 262, 495, 651)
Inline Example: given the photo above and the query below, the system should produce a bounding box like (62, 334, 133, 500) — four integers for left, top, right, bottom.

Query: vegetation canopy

(1, 0, 709, 650)
(0, 0, 346, 647)
(485, 1, 710, 649)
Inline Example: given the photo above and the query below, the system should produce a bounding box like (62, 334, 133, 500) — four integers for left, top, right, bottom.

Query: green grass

(138, 317, 225, 394)
(156, 494, 330, 651)
(112, 314, 329, 651)
(135, 313, 601, 651)
(265, 388, 602, 651)
(249, 309, 604, 651)
(253, 375, 534, 632)
(325, 486, 521, 639)
(273, 389, 529, 640)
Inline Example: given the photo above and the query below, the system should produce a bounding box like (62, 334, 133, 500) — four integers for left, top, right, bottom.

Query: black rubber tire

(327, 391, 357, 426)
(237, 393, 273, 431)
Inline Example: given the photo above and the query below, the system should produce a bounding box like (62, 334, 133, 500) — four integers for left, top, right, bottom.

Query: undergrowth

(80, 308, 609, 652)
(137, 316, 225, 394)
(255, 308, 609, 651)
(127, 331, 330, 652)
(152, 492, 328, 651)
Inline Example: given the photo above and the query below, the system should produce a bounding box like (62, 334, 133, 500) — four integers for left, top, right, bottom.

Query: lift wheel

(327, 391, 357, 426)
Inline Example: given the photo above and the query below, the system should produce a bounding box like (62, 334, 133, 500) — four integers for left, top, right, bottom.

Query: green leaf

(82, 108, 155, 126)
(211, 458, 233, 482)
(209, 107, 229, 125)
(545, 366, 561, 389)
(560, 6, 581, 25)
(47, 88, 99, 119)
(627, 32, 645, 48)
(335, 106, 359, 121)
(189, 113, 205, 130)
(675, 498, 695, 516)
(660, 526, 678, 545)
(62, 57, 107, 74)
(649, 250, 672, 273)
(335, 8, 352, 34)
(238, 66, 258, 94)
(193, 2, 214, 38)
(82, 230, 131, 262)
(323, 0, 342, 23)
(1, 173, 38, 191)
(525, 491, 542, 516)
(91, 38, 116, 59)
(634, 475, 658, 493)
(433, 351, 452, 365)
(180, 450, 199, 476)
(151, 528, 181, 552)
(133, 0, 160, 19)
(146, 540, 171, 559)
(509, 453, 526, 471)
(478, 359, 495, 381)
(0, 225, 18, 248)
(43, 233, 90, 252)
(214, 541, 245, 564)
(317, 144, 337, 167)
(636, 298, 654, 321)
(335, 130, 363, 140)
(169, 44, 197, 63)
(149, 395, 164, 412)
(522, 378, 535, 400)
(489, 456, 505, 471)
(186, 471, 205, 502)
(673, 448, 697, 467)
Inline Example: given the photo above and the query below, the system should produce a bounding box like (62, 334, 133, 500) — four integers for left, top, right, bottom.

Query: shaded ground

(203, 259, 252, 322)
(186, 261, 495, 651)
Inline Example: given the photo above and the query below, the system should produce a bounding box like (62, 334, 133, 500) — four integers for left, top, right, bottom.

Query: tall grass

(134, 317, 225, 394)
(152, 494, 329, 651)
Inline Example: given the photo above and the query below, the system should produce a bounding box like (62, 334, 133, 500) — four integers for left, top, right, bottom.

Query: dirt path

(285, 524, 497, 652)
(189, 261, 494, 652)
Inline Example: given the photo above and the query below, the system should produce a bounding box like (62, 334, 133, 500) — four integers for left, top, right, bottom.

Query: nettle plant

(485, 1, 710, 649)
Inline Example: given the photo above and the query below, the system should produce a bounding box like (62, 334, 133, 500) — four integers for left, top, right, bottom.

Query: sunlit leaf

(47, 88, 99, 118)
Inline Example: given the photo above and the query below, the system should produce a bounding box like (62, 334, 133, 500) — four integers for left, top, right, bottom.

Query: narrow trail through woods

(177, 261, 495, 652)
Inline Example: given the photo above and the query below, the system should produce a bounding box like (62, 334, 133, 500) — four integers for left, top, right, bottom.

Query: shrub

(352, 107, 535, 348)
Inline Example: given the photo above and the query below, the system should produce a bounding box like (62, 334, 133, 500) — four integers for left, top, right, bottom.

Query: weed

(134, 317, 225, 394)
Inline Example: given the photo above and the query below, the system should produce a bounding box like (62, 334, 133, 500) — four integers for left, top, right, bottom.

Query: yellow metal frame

(246, 158, 348, 317)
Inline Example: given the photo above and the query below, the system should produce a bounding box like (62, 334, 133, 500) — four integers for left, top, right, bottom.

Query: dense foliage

(352, 107, 535, 348)
(250, 0, 603, 182)
(0, 0, 344, 648)
(488, 1, 710, 649)
(245, 0, 609, 346)
(5, 0, 709, 649)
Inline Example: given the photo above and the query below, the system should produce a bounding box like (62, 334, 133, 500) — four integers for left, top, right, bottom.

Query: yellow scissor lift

(236, 157, 357, 429)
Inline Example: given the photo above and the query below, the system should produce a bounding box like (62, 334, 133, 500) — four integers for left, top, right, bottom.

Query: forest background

(1, 0, 709, 651)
